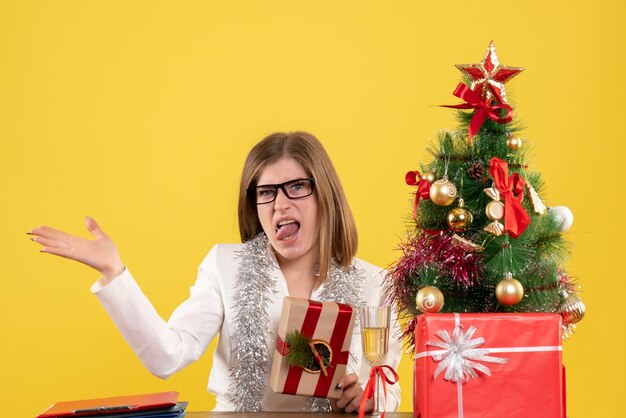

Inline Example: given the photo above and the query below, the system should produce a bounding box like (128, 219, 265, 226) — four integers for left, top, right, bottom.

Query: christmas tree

(386, 42, 585, 350)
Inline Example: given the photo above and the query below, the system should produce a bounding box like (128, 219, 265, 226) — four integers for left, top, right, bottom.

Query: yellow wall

(1, 1, 623, 417)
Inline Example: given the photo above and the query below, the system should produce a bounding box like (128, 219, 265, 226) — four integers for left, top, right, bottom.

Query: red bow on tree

(443, 83, 514, 143)
(489, 157, 530, 238)
(405, 171, 431, 222)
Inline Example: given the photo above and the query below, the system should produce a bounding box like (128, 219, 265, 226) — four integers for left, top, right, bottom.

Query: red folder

(36, 391, 179, 417)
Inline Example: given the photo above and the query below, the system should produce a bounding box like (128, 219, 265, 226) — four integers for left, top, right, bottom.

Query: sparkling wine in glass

(359, 306, 390, 416)
(361, 325, 389, 366)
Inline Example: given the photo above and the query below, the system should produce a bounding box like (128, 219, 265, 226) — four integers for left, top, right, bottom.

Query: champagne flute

(359, 306, 390, 416)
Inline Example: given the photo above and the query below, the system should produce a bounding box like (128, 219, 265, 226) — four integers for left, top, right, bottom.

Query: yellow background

(1, 1, 624, 417)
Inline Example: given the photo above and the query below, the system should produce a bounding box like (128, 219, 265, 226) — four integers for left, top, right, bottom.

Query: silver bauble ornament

(551, 206, 574, 232)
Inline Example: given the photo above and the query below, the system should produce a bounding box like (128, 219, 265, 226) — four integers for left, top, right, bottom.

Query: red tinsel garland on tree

(385, 231, 484, 349)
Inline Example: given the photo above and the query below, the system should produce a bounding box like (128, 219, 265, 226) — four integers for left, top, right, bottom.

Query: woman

(29, 131, 402, 413)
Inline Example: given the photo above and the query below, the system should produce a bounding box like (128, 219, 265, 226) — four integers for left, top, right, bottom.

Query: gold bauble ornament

(447, 199, 473, 231)
(506, 136, 523, 150)
(495, 275, 524, 305)
(416, 286, 445, 313)
(422, 171, 437, 184)
(559, 294, 585, 324)
(429, 177, 457, 206)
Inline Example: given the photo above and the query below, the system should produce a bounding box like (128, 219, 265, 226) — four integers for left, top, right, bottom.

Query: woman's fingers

(29, 225, 73, 241)
(353, 398, 373, 414)
(31, 233, 90, 264)
(336, 372, 375, 414)
(345, 393, 371, 413)
(84, 216, 107, 239)
(31, 235, 71, 249)
(334, 373, 370, 413)
(340, 382, 365, 413)
(40, 245, 76, 260)
(337, 373, 359, 389)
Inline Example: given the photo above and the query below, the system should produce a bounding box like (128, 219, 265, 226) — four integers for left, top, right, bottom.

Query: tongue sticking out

(276, 222, 299, 241)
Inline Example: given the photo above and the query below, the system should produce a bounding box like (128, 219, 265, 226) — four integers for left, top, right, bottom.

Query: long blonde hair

(238, 131, 358, 282)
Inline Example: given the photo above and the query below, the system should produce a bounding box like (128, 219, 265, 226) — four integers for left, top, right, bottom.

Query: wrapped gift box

(413, 313, 565, 418)
(269, 297, 356, 399)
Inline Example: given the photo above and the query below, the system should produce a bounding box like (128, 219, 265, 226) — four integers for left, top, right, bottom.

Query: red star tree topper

(455, 41, 524, 104)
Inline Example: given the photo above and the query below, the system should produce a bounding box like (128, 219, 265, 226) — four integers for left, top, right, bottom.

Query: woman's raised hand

(28, 216, 125, 280)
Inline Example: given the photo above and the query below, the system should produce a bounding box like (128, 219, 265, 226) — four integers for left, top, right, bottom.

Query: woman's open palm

(29, 216, 124, 279)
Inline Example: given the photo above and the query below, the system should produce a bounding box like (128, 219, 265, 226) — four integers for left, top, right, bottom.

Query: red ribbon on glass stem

(358, 365, 399, 418)
(489, 157, 530, 238)
(405, 171, 431, 222)
(442, 83, 514, 143)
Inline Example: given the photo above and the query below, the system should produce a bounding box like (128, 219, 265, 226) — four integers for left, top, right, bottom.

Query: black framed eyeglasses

(248, 177, 315, 205)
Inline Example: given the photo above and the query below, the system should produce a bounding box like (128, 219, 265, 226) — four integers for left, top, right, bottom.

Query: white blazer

(91, 243, 402, 411)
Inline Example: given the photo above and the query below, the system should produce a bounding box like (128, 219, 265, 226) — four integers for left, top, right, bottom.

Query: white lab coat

(91, 242, 402, 411)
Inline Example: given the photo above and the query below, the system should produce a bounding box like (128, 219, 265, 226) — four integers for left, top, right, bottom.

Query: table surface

(185, 413, 413, 418)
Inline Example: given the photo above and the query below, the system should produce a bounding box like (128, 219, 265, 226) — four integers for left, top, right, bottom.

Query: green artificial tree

(386, 42, 585, 350)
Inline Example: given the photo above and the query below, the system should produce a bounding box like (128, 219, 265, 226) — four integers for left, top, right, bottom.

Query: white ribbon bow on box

(426, 323, 508, 382)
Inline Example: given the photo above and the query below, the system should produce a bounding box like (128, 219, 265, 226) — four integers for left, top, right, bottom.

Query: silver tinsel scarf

(229, 233, 366, 412)
(229, 234, 277, 412)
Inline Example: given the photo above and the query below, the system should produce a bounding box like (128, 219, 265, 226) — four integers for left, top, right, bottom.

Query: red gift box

(269, 297, 356, 399)
(413, 313, 565, 418)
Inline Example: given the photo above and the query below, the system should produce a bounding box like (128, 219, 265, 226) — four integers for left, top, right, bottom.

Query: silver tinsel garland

(310, 261, 366, 412)
(229, 234, 278, 412)
(229, 233, 366, 412)
(317, 260, 366, 308)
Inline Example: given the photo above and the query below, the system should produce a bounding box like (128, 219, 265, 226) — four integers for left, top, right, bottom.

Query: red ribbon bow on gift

(489, 157, 530, 238)
(358, 365, 399, 418)
(442, 83, 514, 143)
(405, 171, 431, 222)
